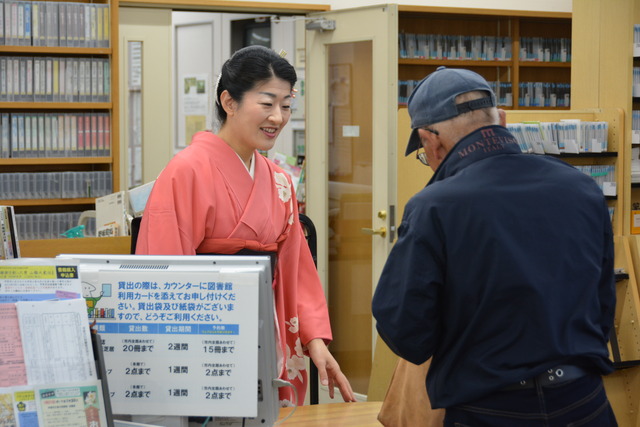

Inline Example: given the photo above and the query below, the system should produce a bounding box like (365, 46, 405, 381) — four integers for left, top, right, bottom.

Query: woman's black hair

(215, 45, 297, 124)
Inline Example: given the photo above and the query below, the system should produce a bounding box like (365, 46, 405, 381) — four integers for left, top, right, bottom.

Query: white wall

(220, 0, 572, 13)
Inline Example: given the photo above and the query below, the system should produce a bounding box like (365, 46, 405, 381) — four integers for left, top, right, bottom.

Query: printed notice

(0, 259, 82, 303)
(0, 304, 27, 387)
(16, 299, 96, 385)
(84, 270, 259, 417)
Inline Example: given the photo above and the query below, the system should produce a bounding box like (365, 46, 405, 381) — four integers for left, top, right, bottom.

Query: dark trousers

(443, 374, 617, 427)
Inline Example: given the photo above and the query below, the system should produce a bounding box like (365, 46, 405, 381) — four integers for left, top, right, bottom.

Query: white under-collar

(236, 151, 255, 179)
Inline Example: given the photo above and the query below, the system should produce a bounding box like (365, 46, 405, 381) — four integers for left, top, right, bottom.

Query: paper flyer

(35, 380, 107, 427)
(12, 388, 39, 427)
(0, 388, 17, 427)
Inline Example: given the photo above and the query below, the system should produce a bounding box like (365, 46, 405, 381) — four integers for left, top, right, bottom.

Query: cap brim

(405, 128, 421, 156)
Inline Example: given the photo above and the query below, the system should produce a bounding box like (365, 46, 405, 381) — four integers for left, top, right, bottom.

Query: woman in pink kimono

(136, 45, 355, 406)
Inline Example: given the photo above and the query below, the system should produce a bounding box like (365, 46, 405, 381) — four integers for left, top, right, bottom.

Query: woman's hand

(306, 338, 357, 402)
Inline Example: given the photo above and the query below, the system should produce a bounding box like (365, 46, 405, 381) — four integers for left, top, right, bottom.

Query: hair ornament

(214, 72, 222, 106)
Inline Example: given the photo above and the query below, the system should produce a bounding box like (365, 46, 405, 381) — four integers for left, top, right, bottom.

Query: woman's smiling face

(221, 76, 293, 157)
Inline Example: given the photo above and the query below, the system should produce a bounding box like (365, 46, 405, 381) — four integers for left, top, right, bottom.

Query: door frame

(305, 5, 399, 354)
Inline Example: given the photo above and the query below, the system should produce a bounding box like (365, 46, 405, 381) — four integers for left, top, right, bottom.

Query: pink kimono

(136, 132, 331, 405)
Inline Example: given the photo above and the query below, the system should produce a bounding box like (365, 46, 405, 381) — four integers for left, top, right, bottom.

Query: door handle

(361, 226, 387, 238)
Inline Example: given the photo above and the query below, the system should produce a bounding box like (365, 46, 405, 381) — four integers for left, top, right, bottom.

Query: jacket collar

(428, 125, 522, 185)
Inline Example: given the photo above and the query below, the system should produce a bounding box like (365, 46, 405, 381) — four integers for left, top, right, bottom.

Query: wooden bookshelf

(0, 0, 120, 241)
(20, 236, 131, 258)
(397, 7, 572, 110)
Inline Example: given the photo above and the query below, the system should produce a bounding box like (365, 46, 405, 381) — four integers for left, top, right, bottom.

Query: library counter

(277, 401, 383, 426)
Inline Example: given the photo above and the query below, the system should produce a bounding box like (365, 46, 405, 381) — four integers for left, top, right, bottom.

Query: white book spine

(78, 60, 85, 101)
(24, 2, 31, 46)
(58, 3, 66, 47)
(18, 58, 26, 99)
(30, 114, 38, 157)
(84, 59, 91, 102)
(24, 115, 31, 156)
(0, 58, 6, 101)
(59, 57, 65, 101)
(103, 59, 110, 101)
(33, 58, 41, 101)
(26, 57, 33, 101)
(91, 58, 97, 102)
(84, 4, 91, 47)
(72, 58, 79, 102)
(52, 57, 59, 101)
(97, 58, 104, 101)
(44, 114, 52, 156)
(50, 114, 58, 155)
(90, 5, 96, 47)
(70, 112, 77, 155)
(11, 2, 18, 45)
(64, 113, 71, 155)
(45, 57, 52, 101)
(10, 115, 18, 158)
(31, 2, 39, 46)
(1, 114, 9, 159)
(17, 114, 25, 158)
(0, 1, 4, 45)
(38, 114, 45, 157)
(17, 1, 23, 45)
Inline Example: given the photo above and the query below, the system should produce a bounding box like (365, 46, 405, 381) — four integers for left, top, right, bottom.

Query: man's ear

(498, 109, 507, 127)
(220, 90, 237, 117)
(424, 132, 446, 163)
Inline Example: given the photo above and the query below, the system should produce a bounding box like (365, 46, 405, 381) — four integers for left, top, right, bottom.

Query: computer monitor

(57, 254, 280, 426)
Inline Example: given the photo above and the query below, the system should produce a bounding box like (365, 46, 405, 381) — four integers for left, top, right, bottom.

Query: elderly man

(372, 66, 617, 426)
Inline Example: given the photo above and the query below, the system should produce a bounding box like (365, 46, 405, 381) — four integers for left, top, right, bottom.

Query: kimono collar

(428, 125, 522, 185)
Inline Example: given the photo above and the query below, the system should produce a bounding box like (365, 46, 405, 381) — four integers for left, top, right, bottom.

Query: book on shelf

(1, 1, 110, 48)
(397, 33, 514, 61)
(95, 190, 129, 238)
(632, 147, 640, 184)
(0, 56, 111, 103)
(507, 120, 608, 155)
(0, 111, 111, 159)
(0, 205, 20, 260)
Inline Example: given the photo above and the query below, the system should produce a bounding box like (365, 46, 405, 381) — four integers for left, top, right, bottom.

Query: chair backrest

(298, 213, 318, 268)
(130, 216, 142, 254)
(298, 213, 320, 404)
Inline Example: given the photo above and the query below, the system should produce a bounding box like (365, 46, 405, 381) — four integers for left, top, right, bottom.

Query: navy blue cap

(405, 66, 497, 156)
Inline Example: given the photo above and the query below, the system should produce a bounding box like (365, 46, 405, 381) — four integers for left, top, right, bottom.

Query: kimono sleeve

(278, 188, 333, 346)
(135, 158, 203, 255)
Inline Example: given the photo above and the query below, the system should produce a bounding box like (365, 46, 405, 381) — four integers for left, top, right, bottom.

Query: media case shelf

(0, 0, 120, 239)
(505, 108, 624, 235)
(397, 7, 572, 110)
